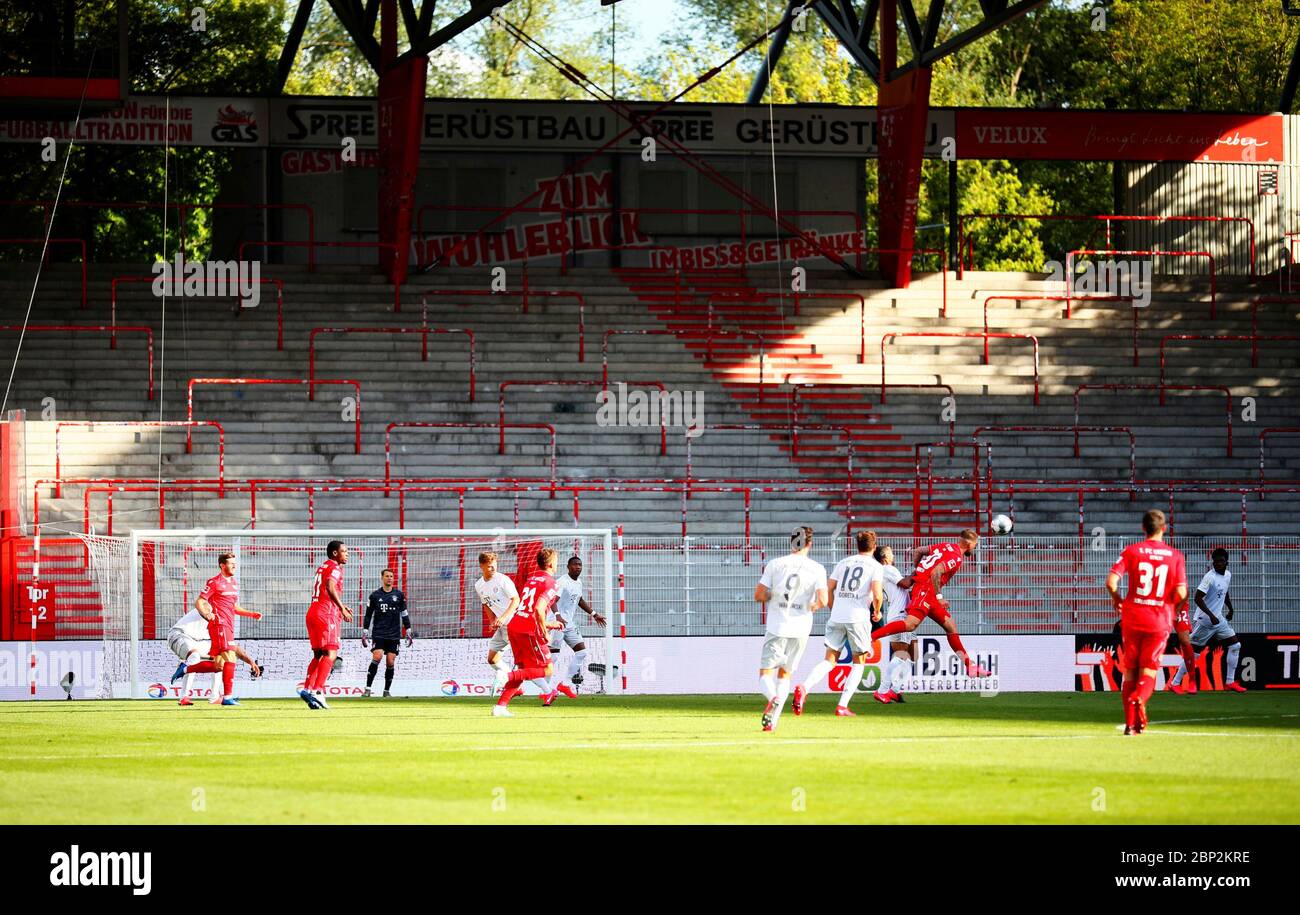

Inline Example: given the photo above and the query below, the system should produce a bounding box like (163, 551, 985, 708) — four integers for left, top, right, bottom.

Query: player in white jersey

(1170, 548, 1245, 693)
(873, 545, 916, 704)
(795, 530, 883, 717)
(474, 551, 520, 695)
(754, 526, 829, 732)
(166, 608, 260, 706)
(548, 556, 607, 696)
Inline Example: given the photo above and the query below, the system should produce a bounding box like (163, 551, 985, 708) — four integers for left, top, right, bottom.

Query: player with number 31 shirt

(1106, 509, 1188, 735)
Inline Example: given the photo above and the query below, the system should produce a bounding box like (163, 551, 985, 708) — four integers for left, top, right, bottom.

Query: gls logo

(49, 845, 151, 895)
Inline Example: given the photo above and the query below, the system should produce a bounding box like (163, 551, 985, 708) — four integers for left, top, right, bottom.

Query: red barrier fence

(983, 294, 1139, 365)
(309, 325, 475, 402)
(603, 328, 766, 400)
(0, 238, 87, 307)
(1075, 382, 1233, 457)
(55, 421, 224, 498)
(1259, 427, 1300, 490)
(958, 213, 1255, 279)
(0, 200, 316, 265)
(708, 291, 867, 362)
(498, 380, 668, 456)
(385, 422, 557, 496)
(972, 425, 1136, 488)
(881, 332, 1040, 405)
(1159, 334, 1300, 387)
(111, 274, 285, 350)
(421, 289, 585, 360)
(0, 324, 153, 399)
(187, 377, 362, 454)
(1068, 248, 1216, 317)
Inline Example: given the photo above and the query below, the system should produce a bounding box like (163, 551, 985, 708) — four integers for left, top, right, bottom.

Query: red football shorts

(207, 616, 232, 654)
(1173, 606, 1191, 635)
(906, 587, 951, 625)
(507, 625, 552, 670)
(1121, 625, 1168, 673)
(306, 605, 340, 651)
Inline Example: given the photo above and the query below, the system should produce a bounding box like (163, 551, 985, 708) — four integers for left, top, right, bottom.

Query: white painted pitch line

(7, 729, 1299, 764)
(1149, 713, 1300, 725)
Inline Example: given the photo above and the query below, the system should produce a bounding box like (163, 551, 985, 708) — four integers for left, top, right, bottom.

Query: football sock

(802, 659, 835, 691)
(1121, 675, 1136, 727)
(872, 618, 909, 640)
(313, 657, 333, 691)
(568, 648, 588, 682)
(210, 672, 222, 701)
(181, 672, 195, 697)
(222, 661, 235, 697)
(497, 686, 520, 707)
(186, 660, 216, 674)
(531, 678, 551, 695)
(890, 655, 910, 692)
(760, 672, 777, 702)
(1180, 643, 1197, 678)
(772, 678, 791, 723)
(1135, 674, 1156, 705)
(838, 664, 864, 708)
(304, 656, 320, 690)
(1225, 643, 1241, 683)
(366, 660, 379, 687)
(491, 658, 511, 691)
(945, 631, 969, 659)
(1170, 659, 1187, 686)
(384, 666, 394, 692)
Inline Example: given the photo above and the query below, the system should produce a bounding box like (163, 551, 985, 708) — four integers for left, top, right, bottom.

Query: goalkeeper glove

(361, 630, 369, 648)
(404, 629, 415, 647)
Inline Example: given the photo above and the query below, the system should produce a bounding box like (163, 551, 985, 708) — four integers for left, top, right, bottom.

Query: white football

(991, 514, 1014, 534)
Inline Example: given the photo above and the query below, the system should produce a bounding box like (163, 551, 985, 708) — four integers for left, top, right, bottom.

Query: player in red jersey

(869, 529, 991, 679)
(493, 547, 565, 717)
(300, 540, 354, 710)
(1168, 596, 1198, 694)
(1106, 509, 1188, 735)
(189, 551, 262, 706)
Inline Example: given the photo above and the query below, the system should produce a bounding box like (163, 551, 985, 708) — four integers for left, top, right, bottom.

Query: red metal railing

(602, 328, 766, 400)
(0, 324, 153, 399)
(55, 420, 224, 498)
(958, 213, 1256, 279)
(111, 273, 285, 350)
(0, 200, 316, 265)
(881, 332, 1040, 405)
(1258, 427, 1300, 490)
(707, 291, 867, 361)
(237, 239, 399, 298)
(1074, 382, 1233, 457)
(683, 423, 857, 498)
(913, 441, 990, 537)
(187, 377, 362, 454)
(385, 421, 557, 497)
(308, 324, 475, 402)
(1159, 334, 1300, 388)
(0, 238, 87, 307)
(1068, 248, 1216, 317)
(421, 289, 586, 360)
(972, 424, 1136, 488)
(983, 294, 1139, 365)
(499, 379, 667, 456)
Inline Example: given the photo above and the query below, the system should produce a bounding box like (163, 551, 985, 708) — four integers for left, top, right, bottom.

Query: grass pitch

(0, 692, 1296, 824)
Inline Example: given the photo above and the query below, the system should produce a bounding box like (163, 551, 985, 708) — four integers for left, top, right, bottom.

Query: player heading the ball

(870, 529, 991, 680)
(754, 526, 828, 732)
(1106, 509, 1188, 735)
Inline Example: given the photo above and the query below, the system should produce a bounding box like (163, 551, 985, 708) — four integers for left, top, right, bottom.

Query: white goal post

(80, 527, 618, 700)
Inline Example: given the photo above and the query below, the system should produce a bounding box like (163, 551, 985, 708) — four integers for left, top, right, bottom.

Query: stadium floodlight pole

(422, 1, 827, 274)
(493, 9, 861, 277)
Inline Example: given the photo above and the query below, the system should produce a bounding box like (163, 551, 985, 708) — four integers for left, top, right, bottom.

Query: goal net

(78, 528, 618, 700)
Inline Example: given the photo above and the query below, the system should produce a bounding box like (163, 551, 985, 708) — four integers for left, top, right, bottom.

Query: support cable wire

(492, 8, 845, 278)
(1, 51, 98, 417)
